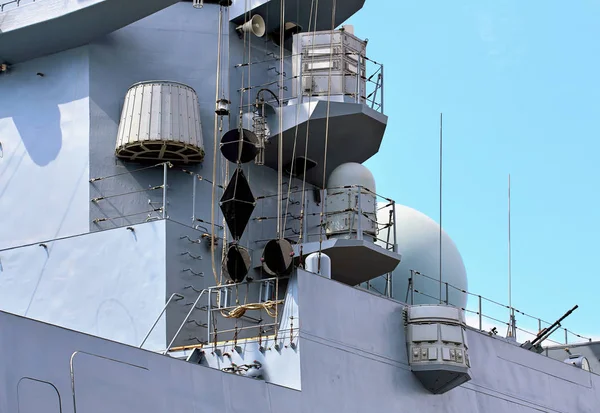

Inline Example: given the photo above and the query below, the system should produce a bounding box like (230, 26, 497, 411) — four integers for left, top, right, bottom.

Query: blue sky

(348, 1, 600, 341)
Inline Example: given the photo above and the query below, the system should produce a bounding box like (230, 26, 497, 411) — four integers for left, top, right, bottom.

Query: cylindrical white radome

(305, 252, 332, 279)
(115, 80, 205, 164)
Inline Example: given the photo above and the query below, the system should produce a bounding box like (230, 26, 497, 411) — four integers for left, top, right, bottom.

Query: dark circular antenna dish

(223, 244, 251, 283)
(262, 239, 294, 276)
(221, 128, 259, 164)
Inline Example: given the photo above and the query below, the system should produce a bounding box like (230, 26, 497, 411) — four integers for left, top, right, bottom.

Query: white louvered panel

(190, 89, 199, 145)
(149, 83, 162, 141)
(192, 95, 201, 147)
(116, 89, 131, 147)
(138, 84, 152, 140)
(171, 84, 180, 141)
(186, 88, 195, 145)
(161, 83, 172, 140)
(130, 86, 144, 143)
(183, 86, 191, 141)
(123, 87, 138, 145)
(179, 86, 189, 142)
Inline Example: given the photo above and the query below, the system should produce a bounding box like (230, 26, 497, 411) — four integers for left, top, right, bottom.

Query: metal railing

(205, 277, 285, 344)
(252, 186, 397, 295)
(89, 162, 170, 225)
(324, 185, 396, 248)
(1, 0, 35, 12)
(89, 165, 399, 264)
(364, 58, 384, 113)
(237, 53, 384, 114)
(293, 51, 384, 112)
(89, 162, 223, 231)
(406, 270, 592, 346)
(139, 293, 184, 349)
(254, 185, 396, 243)
(159, 276, 287, 354)
(164, 288, 208, 354)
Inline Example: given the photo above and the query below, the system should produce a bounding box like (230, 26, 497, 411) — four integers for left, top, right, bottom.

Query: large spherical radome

(373, 204, 468, 308)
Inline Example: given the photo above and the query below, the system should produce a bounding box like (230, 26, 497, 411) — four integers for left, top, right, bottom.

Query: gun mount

(521, 305, 579, 353)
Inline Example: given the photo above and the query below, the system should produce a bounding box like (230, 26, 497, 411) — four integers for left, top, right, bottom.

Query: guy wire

(274, 0, 286, 343)
(297, 0, 319, 261)
(282, 0, 307, 233)
(210, 5, 224, 285)
(276, 0, 285, 239)
(317, 0, 337, 272)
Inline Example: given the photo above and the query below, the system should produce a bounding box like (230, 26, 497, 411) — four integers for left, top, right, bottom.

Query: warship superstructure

(1, 1, 599, 412)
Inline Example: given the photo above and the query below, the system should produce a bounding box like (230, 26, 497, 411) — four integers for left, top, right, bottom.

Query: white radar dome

(374, 204, 468, 308)
(327, 162, 376, 192)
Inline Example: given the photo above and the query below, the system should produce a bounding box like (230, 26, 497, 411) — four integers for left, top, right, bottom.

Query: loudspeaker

(236, 15, 266, 38)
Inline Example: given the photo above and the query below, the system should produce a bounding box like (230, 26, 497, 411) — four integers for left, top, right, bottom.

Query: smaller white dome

(327, 162, 376, 193)
(305, 252, 332, 279)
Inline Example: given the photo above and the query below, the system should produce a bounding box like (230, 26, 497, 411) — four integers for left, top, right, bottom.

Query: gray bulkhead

(1, 270, 600, 413)
(0, 0, 388, 352)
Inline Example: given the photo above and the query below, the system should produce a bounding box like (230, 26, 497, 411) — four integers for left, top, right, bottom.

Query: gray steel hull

(2, 270, 599, 413)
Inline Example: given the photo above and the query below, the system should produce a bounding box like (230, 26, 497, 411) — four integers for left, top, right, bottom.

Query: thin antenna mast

(507, 173, 515, 338)
(439, 113, 443, 304)
(508, 174, 511, 312)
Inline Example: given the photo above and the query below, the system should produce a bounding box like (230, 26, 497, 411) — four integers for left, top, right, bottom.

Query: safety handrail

(139, 293, 184, 348)
(406, 270, 592, 345)
(163, 289, 208, 354)
(1, 0, 35, 12)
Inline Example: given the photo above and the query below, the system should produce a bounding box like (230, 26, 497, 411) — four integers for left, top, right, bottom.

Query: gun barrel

(556, 305, 579, 324)
(530, 305, 578, 347)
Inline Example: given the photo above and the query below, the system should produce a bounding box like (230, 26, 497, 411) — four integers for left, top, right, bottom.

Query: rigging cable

(210, 5, 224, 285)
(276, 0, 285, 239)
(221, 300, 284, 319)
(219, 3, 234, 286)
(225, 5, 231, 105)
(247, 0, 252, 140)
(297, 0, 319, 261)
(282, 0, 310, 239)
(317, 0, 337, 272)
(286, 0, 301, 342)
(239, 0, 250, 130)
(273, 0, 286, 343)
(220, 165, 229, 286)
(241, 1, 253, 261)
(236, 51, 383, 69)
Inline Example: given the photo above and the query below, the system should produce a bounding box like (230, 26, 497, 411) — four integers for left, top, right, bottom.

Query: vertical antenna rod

(508, 173, 512, 333)
(439, 113, 443, 304)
